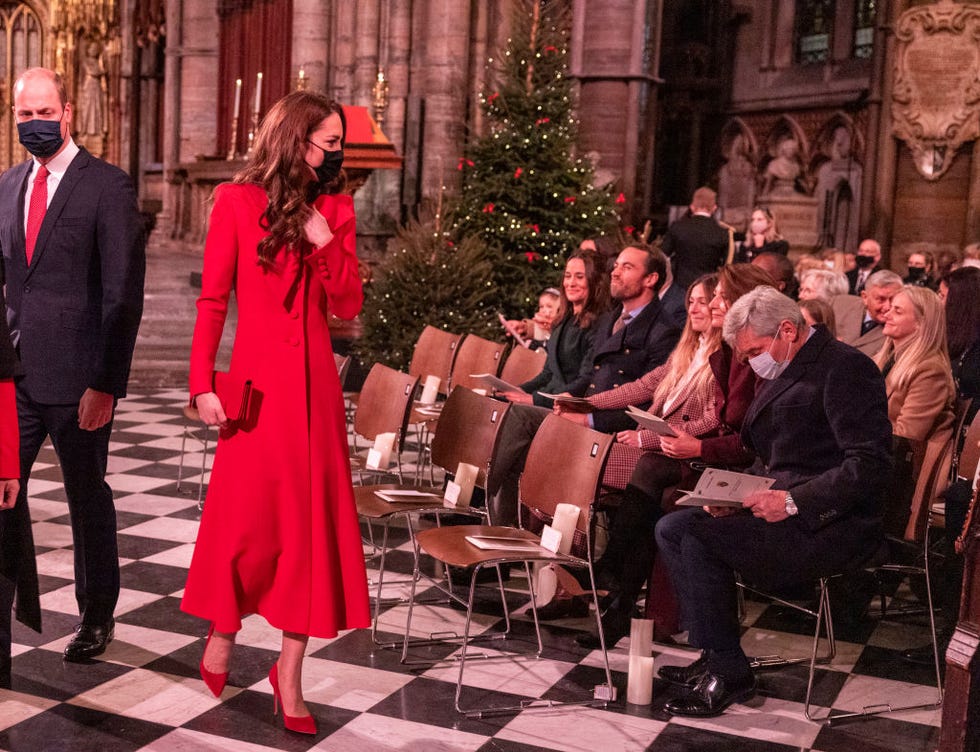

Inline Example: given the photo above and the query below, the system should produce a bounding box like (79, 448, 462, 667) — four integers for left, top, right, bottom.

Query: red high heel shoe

(199, 624, 229, 697)
(269, 662, 316, 735)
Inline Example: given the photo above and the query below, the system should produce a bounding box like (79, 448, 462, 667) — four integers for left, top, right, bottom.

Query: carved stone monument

(717, 128, 757, 232)
(893, 0, 980, 180)
(814, 125, 862, 253)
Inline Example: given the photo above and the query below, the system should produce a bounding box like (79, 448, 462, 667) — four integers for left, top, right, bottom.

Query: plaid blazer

(589, 363, 719, 490)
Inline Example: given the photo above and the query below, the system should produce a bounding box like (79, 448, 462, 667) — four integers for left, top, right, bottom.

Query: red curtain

(218, 0, 293, 157)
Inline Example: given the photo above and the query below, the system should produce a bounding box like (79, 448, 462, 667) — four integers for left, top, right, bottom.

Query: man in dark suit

(662, 187, 731, 290)
(488, 243, 680, 526)
(846, 238, 883, 294)
(0, 68, 145, 666)
(654, 287, 892, 717)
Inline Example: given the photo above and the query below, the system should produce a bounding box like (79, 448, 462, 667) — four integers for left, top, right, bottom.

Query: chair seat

(355, 484, 446, 519)
(415, 524, 563, 569)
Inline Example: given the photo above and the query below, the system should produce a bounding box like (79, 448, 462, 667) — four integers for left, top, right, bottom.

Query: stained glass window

(796, 0, 834, 64)
(853, 0, 876, 59)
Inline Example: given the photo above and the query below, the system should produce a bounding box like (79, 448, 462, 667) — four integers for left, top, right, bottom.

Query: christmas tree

(453, 0, 621, 315)
(356, 214, 500, 372)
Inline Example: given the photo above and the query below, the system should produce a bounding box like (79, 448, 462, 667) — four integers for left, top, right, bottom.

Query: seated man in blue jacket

(654, 286, 892, 717)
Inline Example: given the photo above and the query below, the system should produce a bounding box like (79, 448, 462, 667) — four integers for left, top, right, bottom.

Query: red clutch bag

(212, 371, 254, 423)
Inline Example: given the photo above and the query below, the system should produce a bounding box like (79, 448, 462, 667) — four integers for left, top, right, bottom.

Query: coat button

(617, 370, 624, 375)
(288, 336, 300, 346)
(289, 310, 299, 319)
(589, 383, 595, 389)
(625, 348, 630, 354)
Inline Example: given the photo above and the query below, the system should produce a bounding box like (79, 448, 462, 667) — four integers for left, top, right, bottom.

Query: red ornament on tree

(482, 203, 495, 213)
(615, 192, 626, 204)
(514, 167, 523, 179)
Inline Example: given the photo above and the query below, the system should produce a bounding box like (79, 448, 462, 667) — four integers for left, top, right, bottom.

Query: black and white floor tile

(0, 391, 944, 751)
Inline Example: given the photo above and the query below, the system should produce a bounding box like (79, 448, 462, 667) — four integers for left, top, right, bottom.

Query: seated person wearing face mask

(653, 286, 892, 718)
(847, 238, 883, 294)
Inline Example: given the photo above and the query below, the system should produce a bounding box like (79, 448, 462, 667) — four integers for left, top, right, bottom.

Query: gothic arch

(0, 1, 46, 169)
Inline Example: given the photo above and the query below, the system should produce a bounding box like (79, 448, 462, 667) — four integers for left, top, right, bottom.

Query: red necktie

(26, 164, 49, 265)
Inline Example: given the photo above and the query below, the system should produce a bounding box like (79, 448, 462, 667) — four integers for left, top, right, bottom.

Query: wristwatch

(784, 492, 799, 516)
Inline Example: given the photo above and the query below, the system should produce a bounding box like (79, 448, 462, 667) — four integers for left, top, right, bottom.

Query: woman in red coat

(181, 91, 369, 734)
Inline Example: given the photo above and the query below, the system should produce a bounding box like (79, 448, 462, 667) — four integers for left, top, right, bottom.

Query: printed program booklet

(674, 468, 776, 507)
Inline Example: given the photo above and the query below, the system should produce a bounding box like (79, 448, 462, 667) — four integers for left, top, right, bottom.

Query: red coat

(181, 183, 369, 638)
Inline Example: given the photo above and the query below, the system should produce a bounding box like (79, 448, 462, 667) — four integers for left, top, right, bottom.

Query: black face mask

(855, 254, 876, 269)
(906, 267, 926, 282)
(308, 143, 344, 189)
(18, 117, 65, 158)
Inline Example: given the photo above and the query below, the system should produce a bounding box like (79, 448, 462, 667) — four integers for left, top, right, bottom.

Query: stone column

(418, 0, 472, 201)
(866, 0, 908, 256)
(292, 0, 330, 94)
(160, 0, 218, 240)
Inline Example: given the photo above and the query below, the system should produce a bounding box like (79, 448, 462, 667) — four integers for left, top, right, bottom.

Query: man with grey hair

(832, 269, 903, 358)
(654, 286, 892, 717)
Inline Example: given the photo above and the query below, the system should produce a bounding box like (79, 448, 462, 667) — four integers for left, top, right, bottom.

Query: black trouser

(599, 452, 682, 613)
(16, 387, 118, 626)
(486, 404, 549, 527)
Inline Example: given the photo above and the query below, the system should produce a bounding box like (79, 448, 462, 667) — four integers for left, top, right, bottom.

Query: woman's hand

(304, 208, 334, 248)
(659, 428, 701, 459)
(195, 392, 228, 428)
(531, 312, 554, 333)
(616, 430, 642, 447)
(502, 319, 529, 338)
(498, 389, 533, 405)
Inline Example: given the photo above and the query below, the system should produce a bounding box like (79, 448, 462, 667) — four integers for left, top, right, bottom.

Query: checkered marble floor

(0, 391, 945, 751)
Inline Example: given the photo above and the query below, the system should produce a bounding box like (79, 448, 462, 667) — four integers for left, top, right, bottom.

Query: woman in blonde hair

(182, 91, 369, 734)
(875, 285, 955, 533)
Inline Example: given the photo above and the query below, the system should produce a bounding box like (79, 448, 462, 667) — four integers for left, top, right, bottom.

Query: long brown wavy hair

(234, 91, 346, 267)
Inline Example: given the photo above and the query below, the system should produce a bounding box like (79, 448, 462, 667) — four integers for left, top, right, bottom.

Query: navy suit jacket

(0, 149, 146, 404)
(689, 326, 893, 590)
(566, 298, 680, 433)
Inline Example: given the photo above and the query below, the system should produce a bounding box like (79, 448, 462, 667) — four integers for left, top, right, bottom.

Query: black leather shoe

(658, 653, 709, 688)
(527, 595, 589, 620)
(664, 672, 756, 717)
(575, 607, 632, 649)
(64, 620, 114, 662)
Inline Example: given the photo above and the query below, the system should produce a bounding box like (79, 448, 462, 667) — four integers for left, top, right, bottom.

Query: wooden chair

(408, 325, 463, 400)
(356, 386, 512, 646)
(448, 334, 507, 392)
(401, 414, 616, 717)
(498, 345, 546, 387)
(349, 363, 419, 484)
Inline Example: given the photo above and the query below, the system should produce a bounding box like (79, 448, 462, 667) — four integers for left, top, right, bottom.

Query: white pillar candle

(550, 503, 580, 555)
(532, 563, 558, 607)
(444, 461, 478, 508)
(232, 78, 242, 120)
(253, 71, 263, 116)
(629, 617, 654, 657)
(366, 432, 396, 470)
(419, 374, 440, 404)
(627, 655, 654, 705)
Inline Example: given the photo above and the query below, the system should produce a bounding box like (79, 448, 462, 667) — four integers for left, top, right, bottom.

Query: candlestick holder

(226, 114, 240, 160)
(246, 110, 260, 157)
